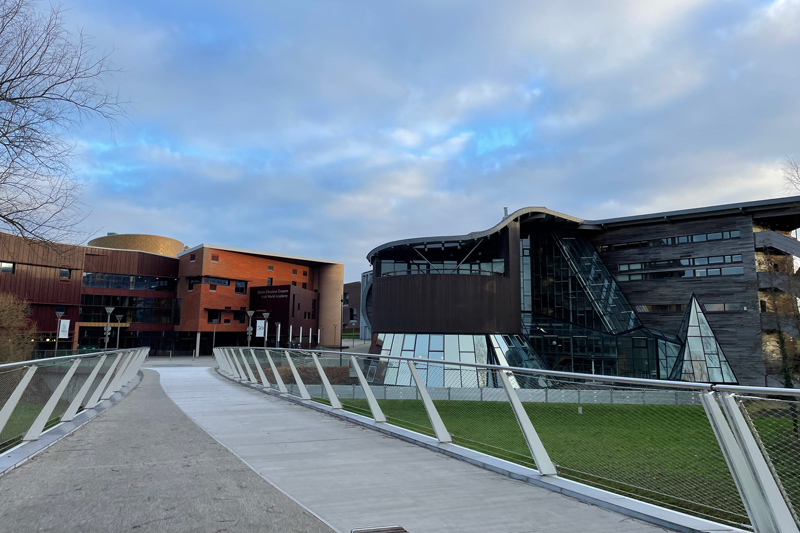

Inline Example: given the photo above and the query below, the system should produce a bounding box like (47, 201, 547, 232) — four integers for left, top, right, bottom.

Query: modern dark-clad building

(363, 197, 800, 387)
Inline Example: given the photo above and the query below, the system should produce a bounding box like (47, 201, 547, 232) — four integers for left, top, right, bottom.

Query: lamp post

(246, 310, 255, 347)
(54, 311, 64, 357)
(115, 314, 123, 349)
(262, 312, 270, 348)
(212, 319, 219, 350)
(104, 307, 114, 349)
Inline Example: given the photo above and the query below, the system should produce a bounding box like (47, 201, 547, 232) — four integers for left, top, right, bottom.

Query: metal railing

(0, 347, 148, 453)
(214, 346, 800, 532)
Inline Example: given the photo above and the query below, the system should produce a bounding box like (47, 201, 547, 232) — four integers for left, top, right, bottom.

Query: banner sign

(256, 320, 265, 337)
(58, 319, 70, 339)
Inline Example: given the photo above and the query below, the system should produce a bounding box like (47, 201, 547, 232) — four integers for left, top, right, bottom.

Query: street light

(54, 311, 64, 357)
(212, 319, 220, 350)
(262, 312, 270, 348)
(115, 314, 123, 349)
(246, 310, 255, 347)
(104, 307, 114, 349)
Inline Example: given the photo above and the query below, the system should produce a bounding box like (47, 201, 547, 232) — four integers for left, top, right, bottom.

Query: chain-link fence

(738, 394, 800, 529)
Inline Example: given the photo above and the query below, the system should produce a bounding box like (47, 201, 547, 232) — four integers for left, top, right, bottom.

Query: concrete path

(0, 370, 333, 533)
(156, 366, 670, 533)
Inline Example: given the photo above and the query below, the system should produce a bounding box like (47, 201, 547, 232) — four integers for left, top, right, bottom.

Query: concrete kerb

(215, 367, 746, 533)
(0, 371, 144, 478)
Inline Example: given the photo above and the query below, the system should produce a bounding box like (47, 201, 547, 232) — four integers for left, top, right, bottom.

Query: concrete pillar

(195, 331, 201, 358)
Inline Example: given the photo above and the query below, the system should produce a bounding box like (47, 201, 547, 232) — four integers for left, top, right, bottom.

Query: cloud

(46, 0, 800, 282)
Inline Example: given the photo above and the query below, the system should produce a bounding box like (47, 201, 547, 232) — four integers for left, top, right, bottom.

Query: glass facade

(82, 272, 177, 292)
(79, 294, 180, 324)
(371, 222, 740, 385)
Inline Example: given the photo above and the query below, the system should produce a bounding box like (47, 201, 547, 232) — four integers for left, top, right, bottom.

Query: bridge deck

(0, 362, 670, 532)
(156, 365, 667, 533)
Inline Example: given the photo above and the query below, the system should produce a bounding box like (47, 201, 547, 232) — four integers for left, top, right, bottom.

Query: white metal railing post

(61, 355, 106, 422)
(350, 356, 386, 423)
(284, 351, 311, 400)
(0, 365, 37, 437)
(265, 350, 288, 393)
(229, 348, 247, 380)
(312, 353, 342, 409)
(23, 358, 82, 441)
(86, 352, 123, 407)
(239, 348, 259, 384)
(250, 349, 270, 386)
(498, 369, 557, 475)
(406, 360, 451, 443)
(216, 348, 231, 374)
(120, 349, 144, 385)
(701, 391, 776, 532)
(215, 348, 230, 374)
(102, 350, 134, 399)
(719, 392, 800, 533)
(223, 349, 237, 376)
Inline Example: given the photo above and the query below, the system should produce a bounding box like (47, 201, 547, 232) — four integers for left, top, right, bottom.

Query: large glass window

(1, 261, 15, 273)
(235, 280, 247, 294)
(82, 273, 178, 292)
(79, 294, 180, 324)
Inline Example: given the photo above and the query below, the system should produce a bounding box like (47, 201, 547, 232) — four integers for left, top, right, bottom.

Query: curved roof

(366, 207, 582, 260)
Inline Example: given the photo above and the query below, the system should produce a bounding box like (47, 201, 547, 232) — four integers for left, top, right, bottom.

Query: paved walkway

(0, 369, 333, 533)
(157, 366, 669, 533)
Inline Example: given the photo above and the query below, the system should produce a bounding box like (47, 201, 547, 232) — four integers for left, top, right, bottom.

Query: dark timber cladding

(590, 214, 762, 384)
(365, 197, 800, 386)
(371, 224, 520, 334)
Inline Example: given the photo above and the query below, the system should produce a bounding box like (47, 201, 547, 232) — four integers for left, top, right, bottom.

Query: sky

(57, 0, 800, 282)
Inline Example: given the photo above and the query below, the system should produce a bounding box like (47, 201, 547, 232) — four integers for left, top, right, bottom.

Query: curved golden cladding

(87, 234, 185, 257)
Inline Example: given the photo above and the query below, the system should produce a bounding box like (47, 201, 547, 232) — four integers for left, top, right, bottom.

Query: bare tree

(0, 0, 123, 244)
(783, 156, 800, 194)
(0, 292, 35, 363)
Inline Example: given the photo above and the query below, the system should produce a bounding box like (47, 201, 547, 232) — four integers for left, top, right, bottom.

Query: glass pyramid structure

(669, 296, 737, 383)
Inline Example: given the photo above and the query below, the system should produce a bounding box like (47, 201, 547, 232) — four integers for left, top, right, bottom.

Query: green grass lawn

(0, 401, 67, 453)
(319, 396, 756, 528)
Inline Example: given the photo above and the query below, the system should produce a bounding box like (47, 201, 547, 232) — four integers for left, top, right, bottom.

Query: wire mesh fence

(738, 394, 800, 529)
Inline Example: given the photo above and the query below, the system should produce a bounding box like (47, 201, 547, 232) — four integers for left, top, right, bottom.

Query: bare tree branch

(0, 0, 126, 246)
(783, 156, 800, 195)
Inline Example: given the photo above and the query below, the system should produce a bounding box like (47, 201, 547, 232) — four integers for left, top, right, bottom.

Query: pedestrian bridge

(0, 348, 798, 533)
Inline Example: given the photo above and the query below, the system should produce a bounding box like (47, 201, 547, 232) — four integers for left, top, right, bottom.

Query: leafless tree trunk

(0, 0, 124, 245)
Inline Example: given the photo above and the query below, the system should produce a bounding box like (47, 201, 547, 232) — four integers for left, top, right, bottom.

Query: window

(292, 268, 298, 275)
(187, 277, 200, 291)
(760, 300, 767, 312)
(233, 310, 246, 324)
(267, 277, 273, 286)
(203, 276, 230, 286)
(349, 308, 357, 321)
(208, 310, 221, 324)
(211, 254, 219, 263)
(209, 284, 217, 292)
(59, 268, 70, 279)
(303, 270, 308, 277)
(235, 280, 247, 294)
(302, 282, 307, 289)
(190, 254, 196, 262)
(291, 281, 297, 286)
(1, 262, 14, 274)
(343, 292, 350, 304)
(268, 265, 274, 272)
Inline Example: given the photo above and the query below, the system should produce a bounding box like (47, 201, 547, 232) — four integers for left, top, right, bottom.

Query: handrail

(256, 346, 800, 396)
(0, 349, 128, 372)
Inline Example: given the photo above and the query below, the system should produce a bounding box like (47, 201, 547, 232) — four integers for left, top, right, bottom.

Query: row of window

(619, 254, 743, 272)
(616, 266, 745, 281)
(633, 302, 746, 313)
(188, 253, 308, 277)
(380, 259, 505, 277)
(598, 230, 741, 252)
(187, 277, 247, 294)
(208, 309, 247, 324)
(1, 262, 72, 279)
(82, 272, 178, 292)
